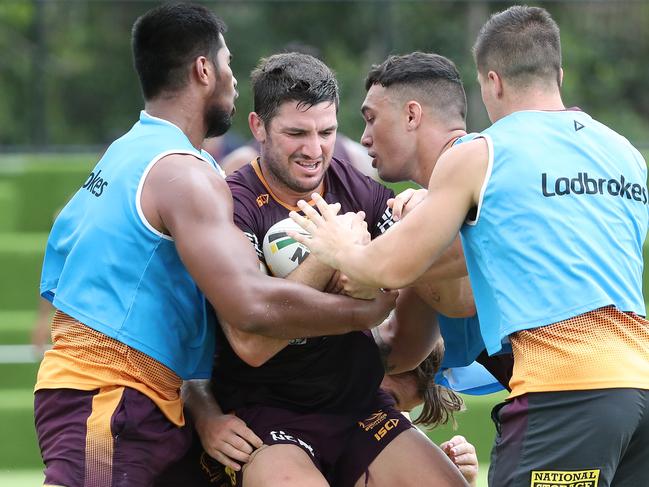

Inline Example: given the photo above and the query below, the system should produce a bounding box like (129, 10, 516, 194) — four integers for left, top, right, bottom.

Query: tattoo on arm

(371, 327, 394, 373)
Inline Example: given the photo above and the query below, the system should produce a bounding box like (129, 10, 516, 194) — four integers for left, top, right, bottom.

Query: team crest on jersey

(256, 194, 270, 207)
(530, 469, 599, 487)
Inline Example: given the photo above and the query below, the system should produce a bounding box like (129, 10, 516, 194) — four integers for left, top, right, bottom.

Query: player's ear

(558, 67, 564, 88)
(193, 56, 211, 87)
(249, 112, 266, 142)
(488, 70, 504, 99)
(405, 100, 422, 131)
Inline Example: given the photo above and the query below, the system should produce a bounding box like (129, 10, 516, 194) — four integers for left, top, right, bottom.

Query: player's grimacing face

(262, 100, 337, 195)
(360, 85, 411, 183)
(205, 35, 238, 138)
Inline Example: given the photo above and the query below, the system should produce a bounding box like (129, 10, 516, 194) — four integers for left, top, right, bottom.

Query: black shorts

(156, 390, 413, 487)
(489, 388, 649, 487)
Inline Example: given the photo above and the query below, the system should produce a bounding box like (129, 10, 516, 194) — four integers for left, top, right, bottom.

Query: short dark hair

(411, 340, 463, 428)
(251, 52, 339, 125)
(132, 3, 227, 100)
(365, 52, 466, 122)
(473, 5, 561, 87)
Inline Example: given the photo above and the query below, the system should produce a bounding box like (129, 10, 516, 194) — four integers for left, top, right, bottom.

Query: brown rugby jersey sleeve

(226, 169, 264, 262)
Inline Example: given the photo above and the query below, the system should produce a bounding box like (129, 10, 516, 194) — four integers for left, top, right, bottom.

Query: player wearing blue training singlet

(33, 6, 396, 487)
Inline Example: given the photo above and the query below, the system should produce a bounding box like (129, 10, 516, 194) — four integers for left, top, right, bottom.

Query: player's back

(462, 109, 648, 354)
(461, 109, 649, 396)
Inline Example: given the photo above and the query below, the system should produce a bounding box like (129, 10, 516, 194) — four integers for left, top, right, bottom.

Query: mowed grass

(0, 470, 44, 486)
(0, 460, 490, 486)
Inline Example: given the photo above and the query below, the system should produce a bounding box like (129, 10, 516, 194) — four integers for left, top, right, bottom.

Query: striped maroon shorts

(34, 386, 191, 487)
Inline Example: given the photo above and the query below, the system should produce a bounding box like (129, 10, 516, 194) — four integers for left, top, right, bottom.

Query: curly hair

(411, 340, 464, 428)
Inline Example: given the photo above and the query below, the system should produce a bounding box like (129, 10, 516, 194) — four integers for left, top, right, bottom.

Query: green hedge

(0, 233, 48, 310)
(0, 387, 41, 469)
(0, 311, 37, 344)
(0, 182, 17, 232)
(0, 154, 96, 233)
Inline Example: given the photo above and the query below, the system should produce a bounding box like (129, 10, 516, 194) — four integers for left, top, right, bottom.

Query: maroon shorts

(156, 390, 412, 487)
(34, 387, 191, 487)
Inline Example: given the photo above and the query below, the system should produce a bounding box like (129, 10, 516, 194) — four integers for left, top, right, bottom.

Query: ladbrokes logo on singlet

(542, 172, 648, 205)
(82, 169, 109, 197)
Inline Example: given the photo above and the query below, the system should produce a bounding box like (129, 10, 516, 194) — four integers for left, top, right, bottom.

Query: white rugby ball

(262, 217, 311, 278)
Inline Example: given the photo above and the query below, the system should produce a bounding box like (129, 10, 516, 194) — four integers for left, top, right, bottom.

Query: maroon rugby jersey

(211, 157, 394, 414)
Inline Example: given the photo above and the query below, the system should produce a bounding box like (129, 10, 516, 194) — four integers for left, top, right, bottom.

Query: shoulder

(439, 137, 490, 171)
(149, 152, 232, 214)
(150, 152, 227, 194)
(144, 152, 233, 236)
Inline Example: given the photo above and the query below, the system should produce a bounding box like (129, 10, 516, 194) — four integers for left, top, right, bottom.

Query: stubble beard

(263, 140, 326, 195)
(205, 103, 234, 138)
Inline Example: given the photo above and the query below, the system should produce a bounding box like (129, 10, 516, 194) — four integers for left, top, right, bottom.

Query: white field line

(0, 345, 48, 363)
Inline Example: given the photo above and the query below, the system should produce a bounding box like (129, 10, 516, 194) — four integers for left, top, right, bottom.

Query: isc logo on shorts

(530, 469, 600, 487)
(373, 418, 399, 441)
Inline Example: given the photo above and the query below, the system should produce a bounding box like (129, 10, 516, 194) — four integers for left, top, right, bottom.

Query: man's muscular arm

(141, 154, 396, 339)
(222, 254, 337, 367)
(221, 212, 378, 367)
(372, 287, 440, 374)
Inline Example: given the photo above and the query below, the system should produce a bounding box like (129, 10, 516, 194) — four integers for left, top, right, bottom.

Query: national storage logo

(530, 469, 599, 487)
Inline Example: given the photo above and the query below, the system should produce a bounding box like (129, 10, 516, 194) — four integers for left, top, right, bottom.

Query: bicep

(377, 287, 440, 374)
(154, 163, 267, 322)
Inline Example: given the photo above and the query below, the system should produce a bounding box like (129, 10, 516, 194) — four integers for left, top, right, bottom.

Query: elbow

(216, 280, 274, 335)
(380, 271, 413, 291)
(461, 301, 477, 318)
(390, 356, 422, 375)
(439, 301, 477, 319)
(225, 328, 272, 368)
(235, 349, 269, 368)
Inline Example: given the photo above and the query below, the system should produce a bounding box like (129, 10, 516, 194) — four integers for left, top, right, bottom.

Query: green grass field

(0, 463, 491, 486)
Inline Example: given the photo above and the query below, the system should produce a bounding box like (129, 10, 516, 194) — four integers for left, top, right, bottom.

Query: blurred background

(1, 1, 648, 485)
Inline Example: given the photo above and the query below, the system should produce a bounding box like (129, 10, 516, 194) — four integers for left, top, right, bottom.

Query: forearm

(285, 254, 335, 291)
(411, 237, 467, 282)
(413, 276, 475, 318)
(237, 277, 388, 338)
(374, 288, 440, 374)
(217, 270, 392, 339)
(182, 379, 222, 426)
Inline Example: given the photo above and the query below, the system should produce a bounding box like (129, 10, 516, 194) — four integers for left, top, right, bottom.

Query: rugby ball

(262, 218, 311, 278)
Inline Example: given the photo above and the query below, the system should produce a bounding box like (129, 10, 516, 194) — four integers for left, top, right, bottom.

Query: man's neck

(498, 88, 566, 121)
(145, 96, 205, 150)
(414, 128, 467, 186)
